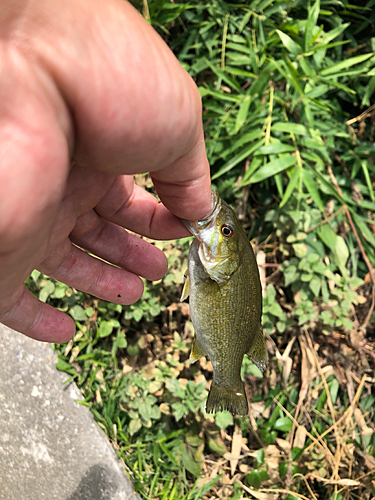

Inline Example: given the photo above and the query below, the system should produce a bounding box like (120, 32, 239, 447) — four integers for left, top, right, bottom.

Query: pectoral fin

(180, 271, 191, 302)
(189, 336, 207, 364)
(247, 327, 268, 372)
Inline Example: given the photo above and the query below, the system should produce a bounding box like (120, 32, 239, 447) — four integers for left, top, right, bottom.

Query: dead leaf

(247, 491, 278, 500)
(275, 337, 296, 385)
(251, 401, 266, 419)
(354, 408, 373, 436)
(310, 474, 361, 487)
(294, 425, 307, 449)
(240, 482, 278, 499)
(230, 424, 243, 476)
(257, 250, 267, 297)
(364, 453, 375, 470)
(275, 438, 291, 454)
(95, 388, 102, 404)
(221, 473, 232, 484)
(299, 336, 317, 403)
(239, 464, 250, 473)
(69, 345, 80, 364)
(264, 445, 281, 483)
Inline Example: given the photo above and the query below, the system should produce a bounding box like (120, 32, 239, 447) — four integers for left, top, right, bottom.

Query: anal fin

(189, 336, 207, 364)
(247, 326, 268, 372)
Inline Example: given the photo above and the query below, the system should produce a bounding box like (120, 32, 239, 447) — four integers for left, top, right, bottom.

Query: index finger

(151, 135, 212, 221)
(95, 178, 192, 240)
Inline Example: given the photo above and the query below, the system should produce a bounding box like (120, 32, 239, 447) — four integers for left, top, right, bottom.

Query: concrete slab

(0, 325, 141, 500)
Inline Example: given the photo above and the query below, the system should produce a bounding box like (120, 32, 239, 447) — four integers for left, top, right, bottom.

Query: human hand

(0, 0, 211, 342)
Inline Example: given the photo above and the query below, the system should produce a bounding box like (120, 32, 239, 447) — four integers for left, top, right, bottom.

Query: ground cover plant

(26, 0, 375, 498)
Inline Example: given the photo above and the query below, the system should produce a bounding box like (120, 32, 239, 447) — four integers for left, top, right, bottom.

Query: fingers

(39, 239, 146, 305)
(1, 214, 169, 342)
(70, 211, 168, 280)
(96, 181, 191, 239)
(0, 285, 76, 343)
(151, 143, 212, 220)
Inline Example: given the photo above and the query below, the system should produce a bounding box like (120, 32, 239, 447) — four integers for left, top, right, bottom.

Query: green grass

(26, 0, 375, 498)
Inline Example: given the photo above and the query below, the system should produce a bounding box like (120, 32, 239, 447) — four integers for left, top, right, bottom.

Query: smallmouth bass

(181, 190, 268, 416)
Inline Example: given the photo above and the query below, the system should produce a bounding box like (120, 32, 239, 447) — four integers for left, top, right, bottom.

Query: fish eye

(221, 224, 234, 238)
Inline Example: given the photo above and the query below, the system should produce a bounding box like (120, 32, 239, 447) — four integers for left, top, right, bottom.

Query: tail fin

(206, 382, 248, 416)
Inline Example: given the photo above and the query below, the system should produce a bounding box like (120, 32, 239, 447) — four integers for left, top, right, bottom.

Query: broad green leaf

(320, 77, 356, 95)
(276, 30, 301, 57)
(272, 122, 309, 135)
(329, 379, 339, 404)
(204, 58, 242, 93)
(320, 53, 373, 76)
(274, 416, 293, 431)
(69, 304, 87, 321)
(247, 470, 261, 488)
(234, 96, 251, 133)
(306, 165, 347, 205)
(350, 211, 375, 248)
(56, 356, 77, 376)
(333, 235, 349, 273)
(215, 411, 234, 430)
(98, 320, 114, 338)
(180, 445, 201, 477)
(199, 87, 239, 103)
(257, 0, 274, 11)
(31, 270, 41, 282)
(248, 66, 273, 96)
(309, 276, 321, 296)
(360, 160, 375, 201)
(193, 475, 223, 497)
(225, 66, 256, 78)
(239, 10, 252, 32)
(317, 224, 337, 250)
(242, 155, 296, 185)
(300, 56, 316, 77)
(129, 419, 142, 436)
(39, 280, 55, 303)
(316, 23, 350, 47)
(279, 166, 301, 208)
(154, 3, 191, 25)
(53, 285, 67, 299)
(304, 0, 320, 51)
(303, 168, 324, 211)
(212, 139, 264, 180)
(273, 59, 303, 95)
(256, 142, 296, 155)
(275, 171, 284, 199)
(284, 265, 298, 287)
(293, 243, 308, 258)
(268, 301, 284, 317)
(225, 42, 251, 54)
(133, 308, 144, 322)
(362, 74, 375, 107)
(219, 130, 265, 159)
(115, 331, 127, 349)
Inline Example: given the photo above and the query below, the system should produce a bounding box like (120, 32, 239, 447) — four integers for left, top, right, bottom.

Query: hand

(0, 0, 211, 343)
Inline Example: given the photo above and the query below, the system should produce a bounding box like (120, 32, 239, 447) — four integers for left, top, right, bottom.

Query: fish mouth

(181, 190, 221, 237)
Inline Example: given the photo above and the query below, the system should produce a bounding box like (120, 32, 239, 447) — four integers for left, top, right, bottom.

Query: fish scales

(181, 190, 268, 416)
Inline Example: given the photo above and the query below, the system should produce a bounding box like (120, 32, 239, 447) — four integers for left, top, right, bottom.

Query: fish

(180, 190, 268, 416)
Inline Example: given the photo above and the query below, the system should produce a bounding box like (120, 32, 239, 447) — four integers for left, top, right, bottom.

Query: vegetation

(27, 0, 375, 499)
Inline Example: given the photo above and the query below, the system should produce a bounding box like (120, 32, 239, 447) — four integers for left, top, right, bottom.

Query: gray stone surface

(0, 325, 141, 500)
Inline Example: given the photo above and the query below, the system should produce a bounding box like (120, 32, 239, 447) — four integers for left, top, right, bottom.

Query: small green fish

(181, 190, 268, 416)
